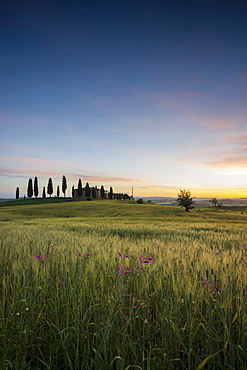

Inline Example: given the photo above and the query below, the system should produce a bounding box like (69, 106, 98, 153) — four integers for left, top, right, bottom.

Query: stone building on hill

(73, 186, 108, 199)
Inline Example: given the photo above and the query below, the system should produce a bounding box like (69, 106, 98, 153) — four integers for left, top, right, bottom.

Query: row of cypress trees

(15, 177, 114, 200)
(16, 176, 67, 199)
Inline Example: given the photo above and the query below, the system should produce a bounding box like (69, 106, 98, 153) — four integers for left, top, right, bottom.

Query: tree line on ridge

(15, 176, 132, 201)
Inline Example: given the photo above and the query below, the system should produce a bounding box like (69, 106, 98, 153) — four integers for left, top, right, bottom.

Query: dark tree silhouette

(100, 185, 105, 199)
(16, 187, 20, 200)
(47, 178, 53, 197)
(85, 182, 91, 198)
(34, 177, 39, 198)
(27, 179, 33, 198)
(62, 175, 67, 197)
(72, 185, 75, 198)
(176, 190, 196, 212)
(42, 187, 46, 198)
(109, 186, 113, 199)
(209, 197, 222, 210)
(77, 179, 82, 197)
(113, 193, 124, 200)
(92, 186, 96, 200)
(57, 185, 60, 198)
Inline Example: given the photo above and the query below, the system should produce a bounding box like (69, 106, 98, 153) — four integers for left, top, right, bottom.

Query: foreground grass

(1, 200, 247, 369)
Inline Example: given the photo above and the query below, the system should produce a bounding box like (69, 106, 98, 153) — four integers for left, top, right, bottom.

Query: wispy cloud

(0, 155, 78, 170)
(227, 135, 247, 144)
(206, 157, 247, 168)
(0, 168, 141, 184)
(193, 73, 203, 82)
(188, 111, 240, 129)
(205, 135, 247, 168)
(0, 110, 80, 137)
(200, 118, 239, 129)
(146, 90, 208, 110)
(177, 133, 247, 169)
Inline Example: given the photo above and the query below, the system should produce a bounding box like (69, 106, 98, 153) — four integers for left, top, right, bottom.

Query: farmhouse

(73, 186, 108, 199)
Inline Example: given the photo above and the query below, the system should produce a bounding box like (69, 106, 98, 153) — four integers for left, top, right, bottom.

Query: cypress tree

(109, 186, 113, 199)
(62, 175, 67, 197)
(72, 185, 75, 198)
(85, 182, 91, 198)
(100, 185, 105, 199)
(92, 186, 96, 200)
(27, 179, 33, 198)
(34, 177, 39, 198)
(42, 187, 46, 198)
(47, 178, 53, 197)
(57, 185, 60, 198)
(77, 179, 82, 197)
(16, 187, 20, 200)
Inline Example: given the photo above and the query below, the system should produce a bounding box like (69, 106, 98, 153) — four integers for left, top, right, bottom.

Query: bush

(136, 198, 143, 204)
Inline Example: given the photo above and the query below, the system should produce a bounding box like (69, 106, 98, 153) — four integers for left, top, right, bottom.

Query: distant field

(1, 199, 247, 369)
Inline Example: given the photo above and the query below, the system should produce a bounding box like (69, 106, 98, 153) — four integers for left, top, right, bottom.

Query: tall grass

(0, 200, 247, 369)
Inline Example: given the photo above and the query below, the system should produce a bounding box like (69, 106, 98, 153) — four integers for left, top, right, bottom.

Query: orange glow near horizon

(132, 187, 247, 199)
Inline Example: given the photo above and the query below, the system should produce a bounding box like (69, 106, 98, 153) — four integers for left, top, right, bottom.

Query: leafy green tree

(42, 187, 46, 198)
(72, 185, 75, 198)
(176, 190, 196, 212)
(57, 185, 60, 198)
(92, 186, 96, 200)
(85, 182, 91, 198)
(77, 179, 82, 197)
(16, 187, 20, 200)
(100, 185, 105, 199)
(47, 178, 53, 197)
(62, 175, 67, 197)
(27, 178, 33, 198)
(109, 186, 113, 199)
(209, 197, 222, 210)
(34, 176, 39, 198)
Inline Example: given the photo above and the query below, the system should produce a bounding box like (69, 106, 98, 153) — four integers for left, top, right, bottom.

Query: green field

(1, 199, 247, 369)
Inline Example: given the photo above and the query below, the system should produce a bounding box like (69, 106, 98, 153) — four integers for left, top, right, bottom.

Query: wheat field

(1, 199, 247, 369)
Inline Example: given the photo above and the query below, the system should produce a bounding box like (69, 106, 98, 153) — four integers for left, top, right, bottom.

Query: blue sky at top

(0, 0, 246, 198)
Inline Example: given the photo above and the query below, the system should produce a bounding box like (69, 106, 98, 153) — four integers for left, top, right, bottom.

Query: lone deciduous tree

(34, 177, 39, 198)
(77, 179, 82, 197)
(16, 187, 20, 200)
(209, 197, 222, 210)
(100, 185, 105, 199)
(176, 190, 196, 212)
(62, 175, 67, 197)
(27, 179, 33, 198)
(47, 178, 53, 197)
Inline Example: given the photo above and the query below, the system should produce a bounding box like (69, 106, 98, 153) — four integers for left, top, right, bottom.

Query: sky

(0, 0, 247, 199)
